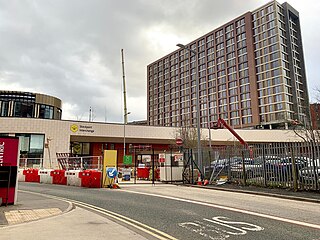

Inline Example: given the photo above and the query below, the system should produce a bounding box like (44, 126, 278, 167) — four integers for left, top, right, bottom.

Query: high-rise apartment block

(310, 103, 320, 130)
(147, 1, 310, 129)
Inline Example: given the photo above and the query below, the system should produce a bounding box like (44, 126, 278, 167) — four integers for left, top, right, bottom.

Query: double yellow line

(19, 190, 177, 240)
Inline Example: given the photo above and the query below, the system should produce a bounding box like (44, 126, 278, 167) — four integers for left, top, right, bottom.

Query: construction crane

(211, 118, 253, 157)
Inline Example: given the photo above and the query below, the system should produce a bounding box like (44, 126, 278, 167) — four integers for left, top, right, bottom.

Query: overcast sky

(0, 0, 319, 123)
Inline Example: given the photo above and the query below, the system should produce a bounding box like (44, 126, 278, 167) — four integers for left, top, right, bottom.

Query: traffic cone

(197, 173, 202, 185)
(112, 183, 120, 189)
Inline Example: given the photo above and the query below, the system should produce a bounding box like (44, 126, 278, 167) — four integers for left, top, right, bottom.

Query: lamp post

(177, 43, 203, 177)
(204, 99, 211, 149)
(123, 111, 131, 155)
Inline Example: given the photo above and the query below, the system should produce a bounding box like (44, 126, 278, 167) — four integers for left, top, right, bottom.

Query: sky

(0, 0, 319, 123)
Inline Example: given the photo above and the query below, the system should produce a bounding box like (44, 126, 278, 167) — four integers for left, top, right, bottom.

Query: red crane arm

(211, 118, 253, 158)
(217, 118, 248, 148)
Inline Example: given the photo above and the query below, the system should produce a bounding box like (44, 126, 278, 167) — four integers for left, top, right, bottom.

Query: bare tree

(291, 86, 320, 142)
(291, 119, 320, 142)
(172, 117, 206, 149)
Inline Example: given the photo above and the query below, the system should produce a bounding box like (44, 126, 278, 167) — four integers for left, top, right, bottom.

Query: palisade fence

(192, 141, 320, 191)
(18, 141, 320, 191)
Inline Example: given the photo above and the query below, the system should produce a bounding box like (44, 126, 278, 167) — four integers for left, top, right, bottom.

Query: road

(19, 182, 320, 240)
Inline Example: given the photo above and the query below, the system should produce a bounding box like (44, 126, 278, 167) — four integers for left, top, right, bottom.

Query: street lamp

(124, 111, 131, 155)
(176, 43, 203, 178)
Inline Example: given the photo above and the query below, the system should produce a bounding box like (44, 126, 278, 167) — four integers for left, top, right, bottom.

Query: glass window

(1, 101, 9, 116)
(39, 105, 54, 119)
(16, 134, 44, 160)
(14, 102, 34, 118)
(29, 135, 44, 156)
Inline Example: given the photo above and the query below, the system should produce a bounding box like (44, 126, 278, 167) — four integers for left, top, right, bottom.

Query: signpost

(106, 167, 118, 179)
(159, 153, 165, 163)
(176, 138, 183, 146)
(123, 155, 132, 165)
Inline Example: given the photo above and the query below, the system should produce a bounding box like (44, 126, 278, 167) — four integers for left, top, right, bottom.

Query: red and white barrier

(18, 168, 102, 188)
(18, 169, 25, 182)
(39, 169, 53, 184)
(23, 169, 40, 183)
(66, 170, 81, 187)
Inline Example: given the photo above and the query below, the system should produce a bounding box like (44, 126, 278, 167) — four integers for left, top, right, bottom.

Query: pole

(121, 49, 128, 155)
(208, 111, 212, 148)
(194, 49, 202, 178)
(152, 148, 155, 185)
(177, 44, 202, 179)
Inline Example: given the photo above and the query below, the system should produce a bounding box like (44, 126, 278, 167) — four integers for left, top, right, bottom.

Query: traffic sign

(159, 153, 165, 163)
(106, 167, 118, 179)
(176, 137, 183, 146)
(123, 155, 132, 165)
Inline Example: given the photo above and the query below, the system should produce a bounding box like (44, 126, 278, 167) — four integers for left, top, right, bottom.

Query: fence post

(262, 144, 267, 187)
(191, 149, 194, 184)
(291, 146, 298, 191)
(227, 147, 231, 182)
(241, 149, 247, 186)
(41, 158, 44, 169)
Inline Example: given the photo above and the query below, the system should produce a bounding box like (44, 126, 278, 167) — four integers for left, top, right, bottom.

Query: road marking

(19, 190, 177, 240)
(203, 216, 264, 235)
(179, 216, 263, 239)
(122, 189, 320, 230)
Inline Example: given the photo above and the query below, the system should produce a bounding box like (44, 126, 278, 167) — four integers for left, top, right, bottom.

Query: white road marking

(122, 189, 320, 230)
(19, 190, 177, 240)
(179, 216, 264, 239)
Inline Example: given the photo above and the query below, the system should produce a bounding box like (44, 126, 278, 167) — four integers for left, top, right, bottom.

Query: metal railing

(19, 156, 103, 171)
(199, 141, 320, 191)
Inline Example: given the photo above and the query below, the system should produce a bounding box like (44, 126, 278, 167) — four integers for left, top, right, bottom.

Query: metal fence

(19, 156, 102, 171)
(194, 141, 320, 191)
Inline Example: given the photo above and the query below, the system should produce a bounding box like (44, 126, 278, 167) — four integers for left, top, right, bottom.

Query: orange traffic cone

(197, 173, 202, 185)
(112, 183, 120, 189)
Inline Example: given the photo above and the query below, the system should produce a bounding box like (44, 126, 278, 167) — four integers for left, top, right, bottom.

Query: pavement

(0, 182, 319, 240)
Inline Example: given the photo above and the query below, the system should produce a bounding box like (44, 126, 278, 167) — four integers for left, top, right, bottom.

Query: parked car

(299, 159, 320, 184)
(264, 156, 309, 181)
(230, 158, 263, 177)
(206, 157, 243, 177)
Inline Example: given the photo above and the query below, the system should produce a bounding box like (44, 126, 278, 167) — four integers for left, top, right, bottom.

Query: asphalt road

(19, 183, 320, 240)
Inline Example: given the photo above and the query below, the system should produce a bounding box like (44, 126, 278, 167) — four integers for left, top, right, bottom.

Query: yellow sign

(70, 124, 79, 133)
(102, 150, 117, 187)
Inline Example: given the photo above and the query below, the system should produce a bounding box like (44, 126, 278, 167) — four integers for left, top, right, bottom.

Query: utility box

(0, 137, 19, 206)
(159, 153, 184, 182)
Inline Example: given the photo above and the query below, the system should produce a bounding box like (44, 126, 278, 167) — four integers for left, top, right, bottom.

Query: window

(13, 102, 34, 118)
(29, 135, 45, 157)
(71, 142, 90, 156)
(39, 105, 54, 119)
(16, 134, 45, 160)
(0, 101, 9, 116)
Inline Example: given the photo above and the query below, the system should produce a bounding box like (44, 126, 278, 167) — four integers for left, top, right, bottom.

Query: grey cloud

(0, 0, 319, 122)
